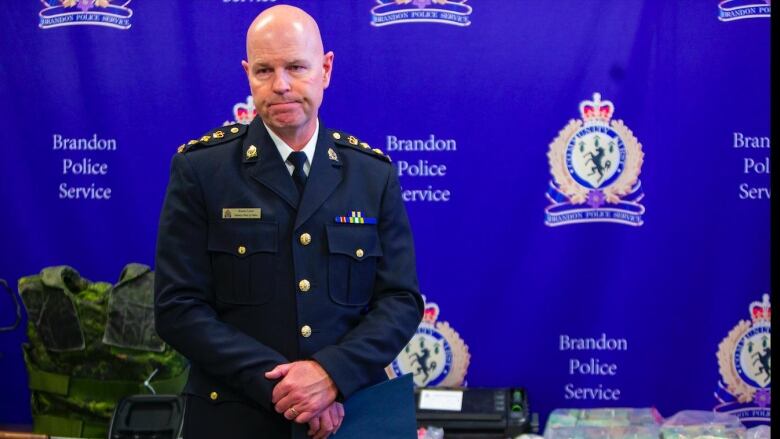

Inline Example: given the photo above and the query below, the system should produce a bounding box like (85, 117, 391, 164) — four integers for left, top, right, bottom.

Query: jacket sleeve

(311, 166, 424, 399)
(154, 153, 288, 410)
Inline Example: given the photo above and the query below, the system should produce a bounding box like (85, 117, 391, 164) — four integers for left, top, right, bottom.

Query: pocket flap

(326, 224, 383, 261)
(208, 221, 278, 257)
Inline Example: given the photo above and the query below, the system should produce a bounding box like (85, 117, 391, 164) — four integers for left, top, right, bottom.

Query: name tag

(222, 208, 261, 219)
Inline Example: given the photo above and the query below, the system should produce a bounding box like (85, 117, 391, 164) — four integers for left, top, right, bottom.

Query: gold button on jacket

(210, 391, 218, 400)
(299, 233, 312, 246)
(299, 279, 310, 292)
(301, 325, 312, 337)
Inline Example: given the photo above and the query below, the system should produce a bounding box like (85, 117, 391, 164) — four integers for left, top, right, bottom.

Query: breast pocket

(208, 221, 278, 305)
(326, 224, 383, 306)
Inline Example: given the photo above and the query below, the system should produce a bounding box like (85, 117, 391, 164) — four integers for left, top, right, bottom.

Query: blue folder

(290, 374, 417, 439)
(338, 373, 417, 438)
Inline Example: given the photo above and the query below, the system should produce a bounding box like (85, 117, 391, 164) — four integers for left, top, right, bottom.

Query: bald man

(154, 5, 423, 439)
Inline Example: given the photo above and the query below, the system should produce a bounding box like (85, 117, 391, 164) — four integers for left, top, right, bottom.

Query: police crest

(224, 95, 257, 126)
(386, 296, 470, 387)
(714, 294, 771, 426)
(370, 0, 472, 27)
(546, 93, 645, 226)
(39, 0, 134, 30)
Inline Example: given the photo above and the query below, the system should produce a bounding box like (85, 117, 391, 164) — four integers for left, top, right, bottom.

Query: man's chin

(265, 115, 309, 131)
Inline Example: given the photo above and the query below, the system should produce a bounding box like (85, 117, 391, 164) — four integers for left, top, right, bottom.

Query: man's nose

(272, 71, 291, 93)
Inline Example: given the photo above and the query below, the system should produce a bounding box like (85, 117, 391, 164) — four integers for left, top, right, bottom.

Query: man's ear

(322, 51, 334, 88)
(242, 60, 250, 75)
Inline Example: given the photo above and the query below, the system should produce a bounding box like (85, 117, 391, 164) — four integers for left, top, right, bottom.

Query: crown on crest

(422, 300, 440, 325)
(579, 92, 614, 124)
(233, 96, 257, 125)
(750, 294, 771, 323)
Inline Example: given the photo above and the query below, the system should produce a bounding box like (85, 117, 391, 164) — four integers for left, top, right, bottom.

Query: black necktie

(287, 151, 308, 195)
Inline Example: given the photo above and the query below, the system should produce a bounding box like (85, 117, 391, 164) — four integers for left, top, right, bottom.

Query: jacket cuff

(311, 347, 361, 400)
(241, 367, 281, 411)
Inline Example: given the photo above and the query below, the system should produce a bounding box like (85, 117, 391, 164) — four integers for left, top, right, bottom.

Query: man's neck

(267, 119, 317, 151)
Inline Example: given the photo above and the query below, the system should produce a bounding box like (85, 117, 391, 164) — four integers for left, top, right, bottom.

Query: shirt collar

(263, 120, 319, 167)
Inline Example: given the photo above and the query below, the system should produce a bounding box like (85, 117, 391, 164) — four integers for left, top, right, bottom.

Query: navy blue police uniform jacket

(154, 117, 424, 438)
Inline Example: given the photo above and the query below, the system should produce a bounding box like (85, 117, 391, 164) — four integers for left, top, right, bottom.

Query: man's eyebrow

(251, 59, 310, 68)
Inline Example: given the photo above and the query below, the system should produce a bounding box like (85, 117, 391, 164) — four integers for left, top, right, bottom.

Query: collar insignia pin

(246, 145, 257, 159)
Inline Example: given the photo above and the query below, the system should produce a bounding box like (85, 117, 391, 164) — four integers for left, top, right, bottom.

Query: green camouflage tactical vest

(19, 264, 189, 438)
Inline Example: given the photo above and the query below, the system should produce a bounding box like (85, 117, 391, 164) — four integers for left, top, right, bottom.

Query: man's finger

(314, 410, 334, 439)
(295, 410, 316, 424)
(322, 408, 335, 432)
(265, 363, 293, 380)
(289, 396, 330, 421)
(275, 391, 301, 414)
(308, 416, 320, 436)
(332, 403, 344, 434)
(283, 402, 315, 422)
(269, 363, 295, 380)
(331, 404, 342, 430)
(307, 414, 322, 438)
(271, 379, 294, 404)
(333, 405, 343, 434)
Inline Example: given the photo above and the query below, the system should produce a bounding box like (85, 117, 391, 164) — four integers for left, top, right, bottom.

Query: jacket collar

(243, 118, 343, 226)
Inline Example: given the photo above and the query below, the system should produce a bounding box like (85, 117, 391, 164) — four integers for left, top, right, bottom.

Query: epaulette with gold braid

(329, 130, 391, 163)
(176, 122, 248, 154)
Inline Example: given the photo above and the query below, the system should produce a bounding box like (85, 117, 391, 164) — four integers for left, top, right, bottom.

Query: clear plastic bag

(417, 426, 444, 439)
(660, 410, 746, 439)
(544, 407, 662, 439)
(745, 425, 770, 439)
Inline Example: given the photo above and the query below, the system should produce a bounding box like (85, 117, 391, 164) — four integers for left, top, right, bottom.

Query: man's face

(242, 24, 333, 133)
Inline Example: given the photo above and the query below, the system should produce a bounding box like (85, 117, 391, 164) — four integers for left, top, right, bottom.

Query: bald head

(241, 5, 334, 147)
(246, 5, 324, 60)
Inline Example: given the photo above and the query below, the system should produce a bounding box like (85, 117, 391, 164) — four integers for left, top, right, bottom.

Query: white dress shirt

(263, 120, 319, 176)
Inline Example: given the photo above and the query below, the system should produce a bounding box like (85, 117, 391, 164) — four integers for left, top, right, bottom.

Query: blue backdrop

(0, 0, 771, 428)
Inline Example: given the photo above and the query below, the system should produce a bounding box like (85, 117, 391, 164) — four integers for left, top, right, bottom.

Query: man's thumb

(265, 363, 292, 379)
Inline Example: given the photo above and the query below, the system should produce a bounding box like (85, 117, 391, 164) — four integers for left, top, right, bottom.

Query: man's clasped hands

(266, 361, 344, 438)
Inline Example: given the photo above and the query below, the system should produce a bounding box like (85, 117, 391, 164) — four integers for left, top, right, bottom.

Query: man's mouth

(269, 101, 301, 108)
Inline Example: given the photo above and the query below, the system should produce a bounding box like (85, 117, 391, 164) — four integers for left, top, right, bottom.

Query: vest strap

(26, 354, 188, 401)
(33, 414, 106, 438)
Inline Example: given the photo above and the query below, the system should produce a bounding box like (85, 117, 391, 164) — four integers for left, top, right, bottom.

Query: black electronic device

(414, 387, 530, 439)
(107, 394, 185, 439)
